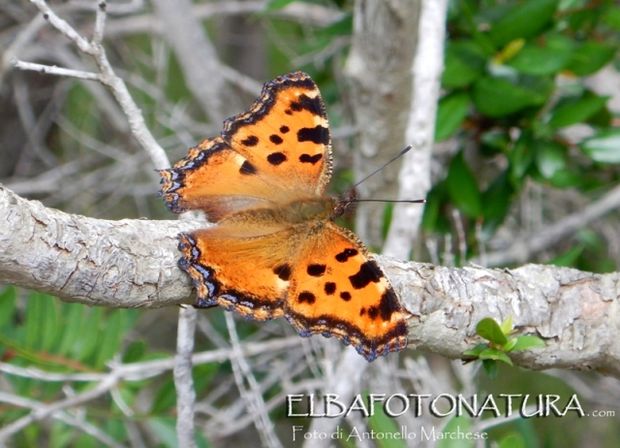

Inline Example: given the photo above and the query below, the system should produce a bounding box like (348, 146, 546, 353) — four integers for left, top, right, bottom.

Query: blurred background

(1, 0, 619, 446)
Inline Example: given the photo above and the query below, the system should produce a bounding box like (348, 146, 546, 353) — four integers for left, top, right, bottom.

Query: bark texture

(344, 0, 421, 246)
(1, 185, 619, 376)
(0, 185, 196, 307)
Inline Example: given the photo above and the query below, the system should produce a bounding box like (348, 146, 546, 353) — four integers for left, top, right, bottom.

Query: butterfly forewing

(223, 71, 333, 198)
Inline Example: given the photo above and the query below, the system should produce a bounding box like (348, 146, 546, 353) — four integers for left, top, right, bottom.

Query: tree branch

(2, 185, 619, 377)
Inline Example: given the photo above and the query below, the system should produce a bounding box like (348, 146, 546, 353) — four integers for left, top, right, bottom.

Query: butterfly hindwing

(284, 222, 408, 361)
(178, 226, 295, 320)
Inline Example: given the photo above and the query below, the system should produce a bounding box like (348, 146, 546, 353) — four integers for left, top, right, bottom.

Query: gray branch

(1, 185, 619, 377)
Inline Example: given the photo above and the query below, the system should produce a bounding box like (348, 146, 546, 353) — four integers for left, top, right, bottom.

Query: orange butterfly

(160, 71, 408, 361)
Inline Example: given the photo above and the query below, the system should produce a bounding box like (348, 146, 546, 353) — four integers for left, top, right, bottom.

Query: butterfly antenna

(334, 146, 425, 217)
(351, 145, 412, 190)
(351, 198, 426, 204)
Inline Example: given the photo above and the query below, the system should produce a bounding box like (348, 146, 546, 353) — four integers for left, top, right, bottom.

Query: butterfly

(159, 71, 408, 361)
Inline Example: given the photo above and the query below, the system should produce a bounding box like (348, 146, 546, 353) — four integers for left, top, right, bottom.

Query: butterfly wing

(177, 221, 300, 320)
(160, 71, 332, 221)
(284, 222, 409, 361)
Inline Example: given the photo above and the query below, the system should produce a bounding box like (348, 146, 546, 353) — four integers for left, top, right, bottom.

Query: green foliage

(498, 432, 527, 448)
(446, 151, 482, 218)
(463, 317, 545, 377)
(437, 416, 474, 448)
(429, 0, 620, 271)
(367, 396, 407, 448)
(0, 287, 220, 446)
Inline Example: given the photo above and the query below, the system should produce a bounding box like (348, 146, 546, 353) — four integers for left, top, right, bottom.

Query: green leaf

(498, 432, 527, 448)
(500, 316, 513, 335)
(123, 340, 147, 363)
(602, 6, 620, 31)
(479, 347, 513, 365)
(75, 308, 102, 362)
(265, 0, 296, 11)
(476, 317, 508, 345)
(94, 311, 128, 368)
(548, 92, 608, 128)
(566, 41, 617, 76)
(509, 134, 535, 185)
(437, 416, 474, 448)
(446, 151, 482, 217)
(488, 0, 560, 47)
(507, 34, 573, 75)
(472, 76, 549, 117)
(421, 183, 448, 232)
(442, 40, 487, 88)
(152, 379, 177, 414)
(0, 287, 16, 328)
(482, 359, 498, 378)
(368, 397, 406, 448)
(146, 417, 178, 447)
(480, 130, 510, 155)
(535, 140, 566, 179)
(57, 304, 85, 356)
(511, 335, 545, 351)
(481, 171, 514, 228)
(40, 297, 60, 353)
(547, 244, 584, 267)
(581, 129, 620, 163)
(24, 292, 48, 350)
(502, 338, 518, 352)
(462, 343, 488, 358)
(435, 92, 470, 141)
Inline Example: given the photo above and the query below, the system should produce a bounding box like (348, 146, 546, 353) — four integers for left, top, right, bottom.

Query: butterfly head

(332, 188, 358, 219)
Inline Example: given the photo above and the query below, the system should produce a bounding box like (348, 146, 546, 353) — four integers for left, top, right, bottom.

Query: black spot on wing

(267, 152, 287, 165)
(298, 291, 316, 304)
(273, 264, 292, 281)
(297, 126, 329, 145)
(241, 135, 259, 146)
(307, 264, 326, 277)
(270, 134, 283, 145)
(379, 289, 400, 321)
(367, 306, 379, 319)
(299, 153, 323, 165)
(324, 282, 336, 295)
(340, 291, 351, 301)
(335, 248, 358, 263)
(349, 261, 383, 289)
(289, 94, 325, 117)
(280, 125, 290, 134)
(239, 160, 257, 175)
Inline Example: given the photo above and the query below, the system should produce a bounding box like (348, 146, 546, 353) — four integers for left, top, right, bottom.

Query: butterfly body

(160, 71, 409, 361)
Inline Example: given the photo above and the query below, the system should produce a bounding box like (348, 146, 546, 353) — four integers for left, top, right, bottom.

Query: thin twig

(174, 306, 198, 448)
(93, 0, 108, 45)
(12, 59, 101, 81)
(0, 392, 123, 448)
(30, 0, 95, 55)
(225, 314, 283, 448)
(25, 0, 170, 169)
(0, 372, 120, 441)
(479, 183, 620, 266)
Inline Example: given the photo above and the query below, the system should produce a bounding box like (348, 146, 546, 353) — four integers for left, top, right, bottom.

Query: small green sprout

(462, 316, 545, 377)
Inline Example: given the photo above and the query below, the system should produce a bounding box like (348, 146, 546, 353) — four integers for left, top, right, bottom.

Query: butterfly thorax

(220, 197, 336, 227)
